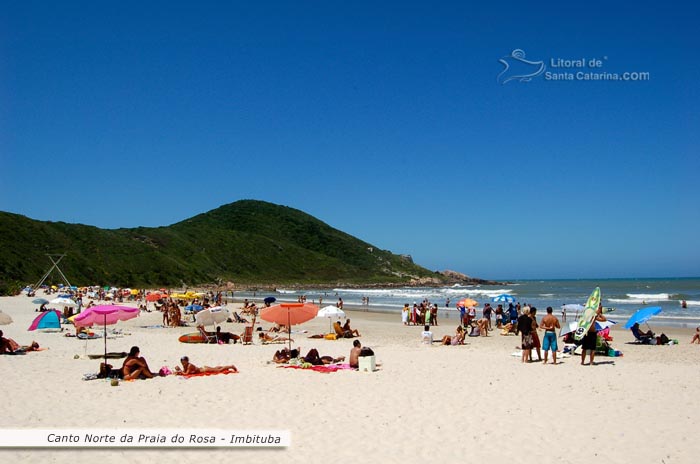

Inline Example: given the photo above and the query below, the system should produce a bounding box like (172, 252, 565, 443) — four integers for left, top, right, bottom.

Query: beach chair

(333, 322, 352, 338)
(197, 325, 217, 344)
(630, 324, 654, 344)
(233, 311, 248, 324)
(241, 325, 254, 345)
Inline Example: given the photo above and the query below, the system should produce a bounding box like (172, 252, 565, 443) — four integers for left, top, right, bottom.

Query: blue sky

(2, 1, 699, 279)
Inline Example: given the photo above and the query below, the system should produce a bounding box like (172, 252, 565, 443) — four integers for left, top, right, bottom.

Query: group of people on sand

(157, 300, 183, 327)
(402, 301, 439, 326)
(115, 346, 238, 380)
(271, 339, 365, 368)
(516, 306, 564, 365)
(333, 319, 360, 338)
(0, 330, 40, 354)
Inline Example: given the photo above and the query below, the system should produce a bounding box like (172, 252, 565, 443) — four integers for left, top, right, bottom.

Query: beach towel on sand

(278, 363, 354, 373)
(178, 370, 238, 379)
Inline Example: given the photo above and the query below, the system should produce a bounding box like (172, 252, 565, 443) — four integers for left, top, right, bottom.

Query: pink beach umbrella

(73, 305, 140, 366)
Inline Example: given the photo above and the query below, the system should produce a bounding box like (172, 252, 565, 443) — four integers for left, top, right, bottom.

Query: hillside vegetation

(0, 200, 444, 293)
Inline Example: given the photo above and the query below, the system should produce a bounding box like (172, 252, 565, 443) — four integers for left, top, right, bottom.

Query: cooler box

(358, 355, 376, 372)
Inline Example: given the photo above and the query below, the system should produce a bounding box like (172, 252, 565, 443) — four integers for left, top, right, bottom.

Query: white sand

(1, 294, 700, 464)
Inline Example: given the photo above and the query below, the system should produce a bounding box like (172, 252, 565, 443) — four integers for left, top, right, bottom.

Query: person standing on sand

(517, 307, 533, 363)
(581, 305, 606, 366)
(540, 307, 561, 364)
(530, 307, 542, 362)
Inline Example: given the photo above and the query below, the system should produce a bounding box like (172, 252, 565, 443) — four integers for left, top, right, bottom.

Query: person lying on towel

(174, 356, 238, 375)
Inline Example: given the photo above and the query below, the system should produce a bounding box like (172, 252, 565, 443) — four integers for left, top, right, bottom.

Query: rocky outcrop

(439, 270, 505, 286)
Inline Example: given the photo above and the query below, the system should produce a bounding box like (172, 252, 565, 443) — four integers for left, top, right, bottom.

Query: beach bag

(359, 347, 374, 357)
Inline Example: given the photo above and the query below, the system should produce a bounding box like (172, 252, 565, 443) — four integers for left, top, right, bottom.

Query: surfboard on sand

(574, 287, 601, 341)
(178, 332, 207, 343)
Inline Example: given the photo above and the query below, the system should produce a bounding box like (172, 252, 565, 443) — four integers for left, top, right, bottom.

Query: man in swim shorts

(540, 307, 561, 364)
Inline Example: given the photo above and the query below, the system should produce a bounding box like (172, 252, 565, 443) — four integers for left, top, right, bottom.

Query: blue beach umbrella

(184, 304, 204, 314)
(492, 294, 515, 303)
(624, 306, 662, 329)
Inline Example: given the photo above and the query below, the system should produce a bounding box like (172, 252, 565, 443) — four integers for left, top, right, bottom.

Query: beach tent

(28, 310, 62, 331)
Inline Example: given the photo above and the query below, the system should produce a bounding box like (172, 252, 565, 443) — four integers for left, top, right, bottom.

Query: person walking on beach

(431, 303, 438, 326)
(540, 307, 561, 364)
(483, 303, 492, 330)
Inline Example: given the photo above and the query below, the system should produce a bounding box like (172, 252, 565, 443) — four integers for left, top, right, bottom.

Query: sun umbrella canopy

(50, 297, 76, 307)
(260, 303, 318, 351)
(316, 305, 346, 319)
(456, 298, 478, 308)
(32, 298, 50, 305)
(195, 306, 230, 327)
(73, 305, 140, 328)
(28, 310, 61, 331)
(316, 305, 346, 332)
(72, 305, 141, 368)
(491, 294, 515, 303)
(260, 303, 319, 326)
(145, 292, 166, 302)
(184, 304, 204, 313)
(0, 311, 13, 325)
(624, 306, 662, 329)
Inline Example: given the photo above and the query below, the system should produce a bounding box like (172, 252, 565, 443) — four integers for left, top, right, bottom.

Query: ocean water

(232, 278, 700, 328)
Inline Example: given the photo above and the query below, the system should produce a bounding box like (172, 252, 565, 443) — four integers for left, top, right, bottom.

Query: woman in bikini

(174, 356, 238, 374)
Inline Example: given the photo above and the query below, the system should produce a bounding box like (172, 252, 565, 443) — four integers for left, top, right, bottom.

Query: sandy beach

(1, 294, 699, 464)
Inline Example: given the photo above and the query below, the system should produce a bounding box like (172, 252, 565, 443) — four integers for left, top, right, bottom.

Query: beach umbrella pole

(288, 310, 292, 352)
(103, 314, 108, 370)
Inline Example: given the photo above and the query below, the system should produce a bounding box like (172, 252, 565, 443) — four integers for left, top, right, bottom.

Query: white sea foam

(627, 293, 671, 301)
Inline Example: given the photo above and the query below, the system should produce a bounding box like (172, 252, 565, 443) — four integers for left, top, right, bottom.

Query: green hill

(0, 200, 444, 293)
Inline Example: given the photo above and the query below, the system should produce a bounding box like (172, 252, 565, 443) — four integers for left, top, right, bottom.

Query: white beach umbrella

(316, 305, 346, 332)
(195, 306, 230, 328)
(50, 297, 77, 307)
(0, 311, 12, 325)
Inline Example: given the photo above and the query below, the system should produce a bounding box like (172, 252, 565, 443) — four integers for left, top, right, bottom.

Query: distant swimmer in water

(681, 300, 688, 309)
